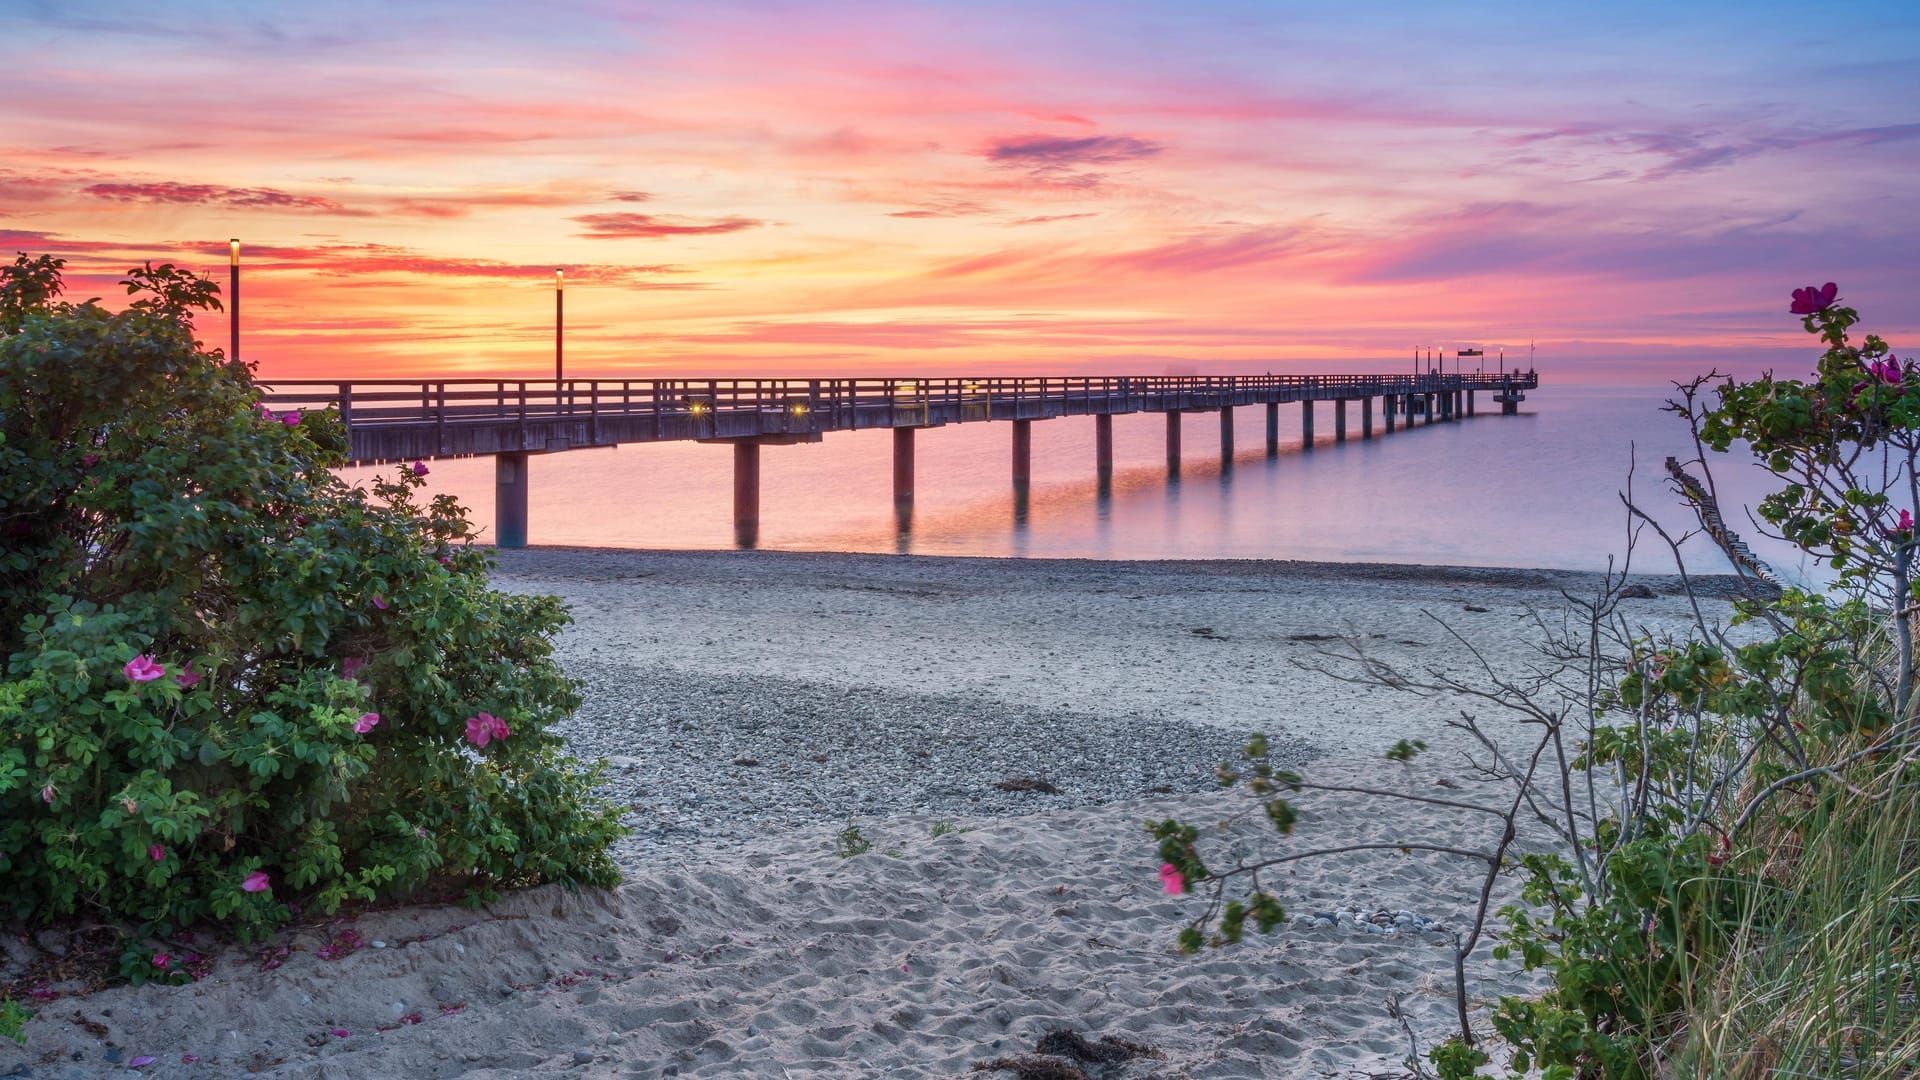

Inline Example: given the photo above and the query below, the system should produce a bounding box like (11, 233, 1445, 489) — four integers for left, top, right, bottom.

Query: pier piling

(1334, 398, 1348, 442)
(495, 451, 529, 549)
(1012, 419, 1033, 492)
(1265, 402, 1279, 456)
(733, 442, 761, 548)
(1362, 396, 1374, 439)
(1301, 400, 1314, 448)
(893, 427, 915, 523)
(1384, 395, 1397, 433)
(1219, 406, 1234, 468)
(1166, 411, 1182, 472)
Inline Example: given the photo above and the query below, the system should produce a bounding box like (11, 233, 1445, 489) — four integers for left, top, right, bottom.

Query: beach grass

(1677, 759, 1919, 1077)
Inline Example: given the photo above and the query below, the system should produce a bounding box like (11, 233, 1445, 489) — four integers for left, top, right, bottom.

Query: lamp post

(229, 239, 240, 363)
(555, 268, 564, 387)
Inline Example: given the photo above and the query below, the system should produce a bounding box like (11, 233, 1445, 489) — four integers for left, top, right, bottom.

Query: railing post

(436, 382, 446, 453)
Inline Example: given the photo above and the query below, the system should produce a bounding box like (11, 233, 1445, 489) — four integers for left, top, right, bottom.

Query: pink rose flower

(1790, 281, 1838, 316)
(411, 460, 430, 477)
(371, 595, 389, 611)
(124, 655, 165, 683)
(152, 953, 170, 969)
(149, 844, 167, 862)
(280, 411, 302, 426)
(353, 712, 380, 735)
(40, 784, 54, 805)
(342, 656, 368, 681)
(464, 712, 509, 747)
(1158, 863, 1186, 895)
(241, 871, 271, 893)
(81, 453, 98, 468)
(175, 662, 202, 689)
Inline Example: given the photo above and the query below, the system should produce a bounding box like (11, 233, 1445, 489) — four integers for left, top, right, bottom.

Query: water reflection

(347, 389, 1794, 578)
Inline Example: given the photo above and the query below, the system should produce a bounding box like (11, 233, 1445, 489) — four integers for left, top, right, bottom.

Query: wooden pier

(261, 370, 1540, 548)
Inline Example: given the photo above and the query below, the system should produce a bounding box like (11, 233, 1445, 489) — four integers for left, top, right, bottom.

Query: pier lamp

(229, 239, 240, 363)
(554, 268, 564, 386)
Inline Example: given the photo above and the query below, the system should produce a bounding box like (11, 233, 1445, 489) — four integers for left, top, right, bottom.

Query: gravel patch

(554, 660, 1313, 863)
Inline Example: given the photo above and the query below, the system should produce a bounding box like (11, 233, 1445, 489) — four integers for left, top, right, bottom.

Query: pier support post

(733, 442, 761, 548)
(495, 451, 529, 550)
(1423, 393, 1435, 425)
(1219, 406, 1234, 467)
(1334, 398, 1347, 442)
(1361, 397, 1373, 439)
(1301, 400, 1314, 449)
(1467, 390, 1476, 416)
(1095, 413, 1114, 487)
(1165, 411, 1182, 472)
(1012, 419, 1033, 492)
(1455, 390, 1465, 419)
(1265, 402, 1279, 456)
(893, 426, 915, 523)
(1384, 395, 1397, 433)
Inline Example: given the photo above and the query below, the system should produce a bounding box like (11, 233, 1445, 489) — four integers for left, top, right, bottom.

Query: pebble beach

(0, 548, 1731, 1079)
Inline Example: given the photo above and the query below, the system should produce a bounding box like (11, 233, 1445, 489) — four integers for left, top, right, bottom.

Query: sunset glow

(5, 0, 1917, 383)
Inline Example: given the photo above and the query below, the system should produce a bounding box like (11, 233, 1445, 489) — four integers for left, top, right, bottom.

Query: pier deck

(261, 371, 1539, 466)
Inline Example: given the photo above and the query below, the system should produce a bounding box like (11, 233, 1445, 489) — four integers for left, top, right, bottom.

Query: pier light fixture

(787, 400, 809, 417)
(554, 268, 565, 386)
(228, 239, 240, 364)
(688, 399, 711, 417)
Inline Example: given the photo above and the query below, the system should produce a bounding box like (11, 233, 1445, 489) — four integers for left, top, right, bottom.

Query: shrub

(0, 254, 622, 943)
(1156, 283, 1919, 1077)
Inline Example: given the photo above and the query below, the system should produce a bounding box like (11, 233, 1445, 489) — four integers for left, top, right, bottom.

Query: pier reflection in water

(340, 387, 1805, 581)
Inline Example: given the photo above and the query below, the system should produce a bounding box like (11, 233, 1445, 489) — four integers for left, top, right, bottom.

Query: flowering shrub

(0, 254, 621, 942)
(1157, 284, 1918, 1078)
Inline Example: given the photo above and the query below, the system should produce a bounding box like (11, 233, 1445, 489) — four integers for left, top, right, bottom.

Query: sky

(3, 0, 1918, 385)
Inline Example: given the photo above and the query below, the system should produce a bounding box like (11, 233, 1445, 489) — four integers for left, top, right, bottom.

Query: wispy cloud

(984, 134, 1163, 168)
(1007, 212, 1098, 226)
(83, 182, 362, 213)
(570, 212, 764, 240)
(888, 198, 993, 219)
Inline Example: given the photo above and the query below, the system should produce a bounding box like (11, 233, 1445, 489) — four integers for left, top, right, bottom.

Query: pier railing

(261, 371, 1538, 465)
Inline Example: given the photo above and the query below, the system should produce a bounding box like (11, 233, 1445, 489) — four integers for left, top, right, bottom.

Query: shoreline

(492, 543, 1759, 597)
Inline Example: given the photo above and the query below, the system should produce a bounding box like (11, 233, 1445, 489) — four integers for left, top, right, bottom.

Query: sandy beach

(0, 549, 1729, 1079)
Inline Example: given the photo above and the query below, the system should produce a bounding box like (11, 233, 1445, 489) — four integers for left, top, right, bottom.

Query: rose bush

(0, 254, 621, 943)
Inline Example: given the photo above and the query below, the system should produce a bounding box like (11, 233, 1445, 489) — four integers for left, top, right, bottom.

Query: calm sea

(343, 385, 1813, 583)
